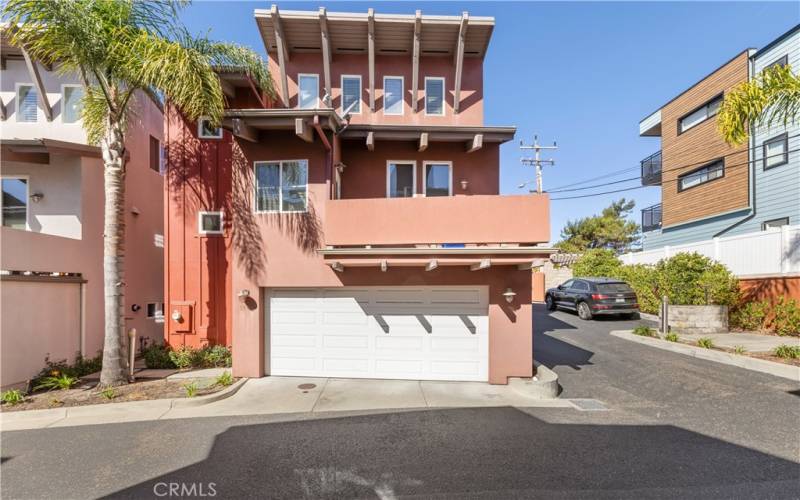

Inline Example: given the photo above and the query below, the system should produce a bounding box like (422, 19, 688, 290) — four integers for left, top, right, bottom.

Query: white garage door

(268, 286, 489, 382)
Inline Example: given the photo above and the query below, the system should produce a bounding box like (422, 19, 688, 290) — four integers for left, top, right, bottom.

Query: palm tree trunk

(99, 118, 130, 386)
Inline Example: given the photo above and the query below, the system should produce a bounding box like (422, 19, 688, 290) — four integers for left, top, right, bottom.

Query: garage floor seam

(310, 378, 330, 413)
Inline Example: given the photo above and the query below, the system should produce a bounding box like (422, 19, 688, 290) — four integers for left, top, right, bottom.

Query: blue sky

(180, 1, 798, 243)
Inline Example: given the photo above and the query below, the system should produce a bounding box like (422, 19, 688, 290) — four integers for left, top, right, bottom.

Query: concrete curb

(610, 330, 800, 381)
(0, 378, 248, 429)
(508, 362, 560, 399)
(639, 312, 659, 323)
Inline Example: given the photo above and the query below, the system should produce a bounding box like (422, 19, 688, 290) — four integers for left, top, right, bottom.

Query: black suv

(545, 277, 639, 320)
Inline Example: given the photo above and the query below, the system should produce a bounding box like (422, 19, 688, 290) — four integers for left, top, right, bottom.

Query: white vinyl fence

(621, 225, 800, 277)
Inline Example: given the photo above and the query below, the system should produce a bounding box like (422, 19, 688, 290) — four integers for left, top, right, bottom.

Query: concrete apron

(1, 370, 570, 431)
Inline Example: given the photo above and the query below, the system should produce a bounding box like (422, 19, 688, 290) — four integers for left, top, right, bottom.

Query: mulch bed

(1, 378, 231, 413)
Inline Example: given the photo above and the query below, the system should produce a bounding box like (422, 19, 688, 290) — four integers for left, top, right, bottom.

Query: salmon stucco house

(164, 6, 552, 384)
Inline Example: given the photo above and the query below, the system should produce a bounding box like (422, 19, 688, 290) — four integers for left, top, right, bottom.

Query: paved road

(1, 305, 798, 499)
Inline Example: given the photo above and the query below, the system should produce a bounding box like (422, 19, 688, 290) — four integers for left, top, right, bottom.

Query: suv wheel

(577, 302, 593, 320)
(545, 295, 556, 311)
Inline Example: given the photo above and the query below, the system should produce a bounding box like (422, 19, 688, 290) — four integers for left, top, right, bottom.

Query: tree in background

(3, 0, 273, 387)
(556, 199, 640, 253)
(717, 64, 799, 145)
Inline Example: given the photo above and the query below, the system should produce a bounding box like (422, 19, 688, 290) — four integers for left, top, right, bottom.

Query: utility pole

(520, 135, 557, 193)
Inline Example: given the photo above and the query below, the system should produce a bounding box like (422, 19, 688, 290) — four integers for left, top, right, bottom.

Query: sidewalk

(1, 375, 581, 431)
(678, 333, 799, 353)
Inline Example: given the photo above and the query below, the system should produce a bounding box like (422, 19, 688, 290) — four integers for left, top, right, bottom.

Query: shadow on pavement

(533, 304, 594, 371)
(103, 407, 798, 499)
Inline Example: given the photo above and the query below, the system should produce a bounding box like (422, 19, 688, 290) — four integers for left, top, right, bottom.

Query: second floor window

(255, 160, 308, 212)
(341, 75, 361, 114)
(298, 74, 319, 109)
(424, 162, 452, 197)
(679, 94, 722, 134)
(62, 85, 84, 123)
(1, 177, 28, 230)
(198, 118, 223, 139)
(425, 77, 445, 116)
(763, 133, 788, 170)
(384, 76, 403, 115)
(387, 162, 415, 198)
(17, 84, 37, 122)
(149, 136, 162, 173)
(678, 159, 724, 191)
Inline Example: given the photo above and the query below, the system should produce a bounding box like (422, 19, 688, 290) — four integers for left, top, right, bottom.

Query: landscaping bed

(0, 375, 237, 413)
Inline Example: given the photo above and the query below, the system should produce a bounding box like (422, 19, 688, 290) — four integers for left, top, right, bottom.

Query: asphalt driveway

(0, 305, 797, 499)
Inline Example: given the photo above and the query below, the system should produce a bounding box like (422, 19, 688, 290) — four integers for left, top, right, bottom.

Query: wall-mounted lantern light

(30, 192, 44, 203)
(460, 179, 469, 191)
(237, 289, 251, 303)
(131, 304, 141, 312)
(502, 287, 517, 303)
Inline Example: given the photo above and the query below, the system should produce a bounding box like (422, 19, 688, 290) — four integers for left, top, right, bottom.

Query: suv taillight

(591, 294, 610, 300)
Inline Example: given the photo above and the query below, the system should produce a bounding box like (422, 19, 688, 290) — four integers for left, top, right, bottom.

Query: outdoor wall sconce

(131, 206, 141, 216)
(237, 289, 251, 303)
(460, 179, 469, 190)
(30, 192, 44, 203)
(171, 310, 183, 322)
(503, 288, 517, 303)
(131, 304, 141, 312)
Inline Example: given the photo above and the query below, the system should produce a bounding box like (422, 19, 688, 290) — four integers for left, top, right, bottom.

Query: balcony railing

(641, 204, 662, 233)
(324, 194, 550, 246)
(641, 150, 662, 186)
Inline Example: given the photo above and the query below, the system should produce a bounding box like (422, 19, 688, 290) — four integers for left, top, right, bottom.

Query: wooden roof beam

(21, 48, 52, 121)
(418, 132, 428, 152)
(368, 8, 376, 112)
(295, 118, 313, 142)
(319, 7, 332, 107)
(425, 259, 438, 272)
(470, 259, 491, 271)
(329, 261, 344, 273)
(271, 5, 290, 107)
(411, 10, 421, 113)
(366, 131, 375, 151)
(232, 118, 258, 142)
(220, 78, 236, 99)
(466, 133, 483, 153)
(0, 96, 6, 121)
(453, 12, 468, 114)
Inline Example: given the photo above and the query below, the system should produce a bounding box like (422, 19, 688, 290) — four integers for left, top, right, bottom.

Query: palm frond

(718, 64, 800, 145)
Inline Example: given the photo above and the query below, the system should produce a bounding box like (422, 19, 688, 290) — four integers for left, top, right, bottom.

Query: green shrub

(197, 345, 232, 368)
(733, 345, 747, 355)
(572, 249, 622, 278)
(632, 325, 656, 337)
(169, 346, 199, 369)
(772, 296, 800, 336)
(730, 300, 769, 331)
(183, 381, 199, 397)
(774, 344, 800, 359)
(215, 371, 234, 387)
(34, 374, 79, 391)
(665, 332, 679, 342)
(100, 387, 117, 400)
(617, 264, 660, 314)
(143, 343, 176, 369)
(655, 253, 739, 309)
(697, 338, 714, 349)
(1, 389, 25, 405)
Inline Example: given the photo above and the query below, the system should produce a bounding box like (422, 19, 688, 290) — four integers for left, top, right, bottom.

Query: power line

(550, 146, 800, 200)
(543, 132, 800, 194)
(519, 135, 558, 194)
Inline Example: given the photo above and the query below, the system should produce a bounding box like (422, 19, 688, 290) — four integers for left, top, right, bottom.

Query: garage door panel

(269, 286, 488, 382)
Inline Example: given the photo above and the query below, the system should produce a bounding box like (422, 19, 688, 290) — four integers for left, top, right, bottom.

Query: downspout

(714, 50, 757, 238)
(312, 114, 333, 200)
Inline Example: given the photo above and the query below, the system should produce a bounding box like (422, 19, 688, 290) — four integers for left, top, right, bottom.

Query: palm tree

(3, 0, 273, 386)
(717, 64, 800, 145)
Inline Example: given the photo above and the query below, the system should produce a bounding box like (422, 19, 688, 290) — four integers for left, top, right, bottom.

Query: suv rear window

(596, 283, 633, 293)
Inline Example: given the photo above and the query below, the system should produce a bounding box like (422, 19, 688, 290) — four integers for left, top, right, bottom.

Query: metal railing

(641, 203, 662, 233)
(640, 150, 662, 186)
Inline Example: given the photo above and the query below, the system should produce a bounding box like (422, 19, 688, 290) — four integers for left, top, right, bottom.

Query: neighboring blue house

(639, 24, 800, 251)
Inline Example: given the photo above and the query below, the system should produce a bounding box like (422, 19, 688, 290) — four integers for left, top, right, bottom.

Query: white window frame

(198, 211, 224, 235)
(424, 76, 446, 116)
(253, 160, 309, 214)
(146, 302, 165, 321)
(385, 160, 417, 198)
(383, 76, 404, 116)
(60, 84, 83, 124)
(1, 175, 30, 230)
(422, 161, 453, 197)
(340, 74, 362, 114)
(297, 73, 320, 109)
(762, 217, 789, 231)
(197, 117, 223, 139)
(15, 83, 38, 123)
(763, 132, 789, 170)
